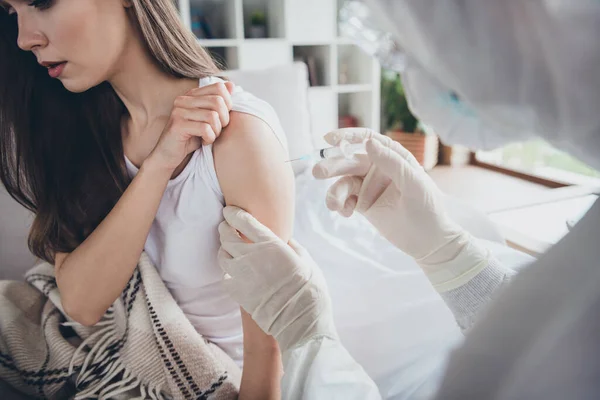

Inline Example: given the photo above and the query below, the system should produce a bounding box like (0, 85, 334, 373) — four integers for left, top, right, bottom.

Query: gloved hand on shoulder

(218, 206, 337, 353)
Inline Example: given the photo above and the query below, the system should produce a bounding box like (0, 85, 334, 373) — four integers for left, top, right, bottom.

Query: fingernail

(326, 196, 340, 212)
(340, 199, 356, 218)
(340, 208, 354, 218)
(312, 163, 327, 179)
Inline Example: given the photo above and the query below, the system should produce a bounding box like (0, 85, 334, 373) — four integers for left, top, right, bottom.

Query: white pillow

(224, 63, 315, 174)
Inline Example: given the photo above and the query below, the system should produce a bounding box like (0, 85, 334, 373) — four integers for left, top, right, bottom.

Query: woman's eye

(28, 0, 53, 10)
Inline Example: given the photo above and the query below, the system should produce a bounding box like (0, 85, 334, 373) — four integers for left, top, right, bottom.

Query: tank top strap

(198, 143, 225, 205)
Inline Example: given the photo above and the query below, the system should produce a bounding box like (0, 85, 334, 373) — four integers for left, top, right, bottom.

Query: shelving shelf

(179, 0, 381, 140)
(335, 84, 373, 93)
(197, 39, 240, 47)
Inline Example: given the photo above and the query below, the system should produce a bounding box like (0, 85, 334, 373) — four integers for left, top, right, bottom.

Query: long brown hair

(0, 0, 220, 263)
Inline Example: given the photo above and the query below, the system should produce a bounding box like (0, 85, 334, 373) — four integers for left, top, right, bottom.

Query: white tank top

(124, 77, 288, 367)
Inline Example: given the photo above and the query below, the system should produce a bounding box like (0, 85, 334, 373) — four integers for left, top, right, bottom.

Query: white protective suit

(219, 1, 600, 399)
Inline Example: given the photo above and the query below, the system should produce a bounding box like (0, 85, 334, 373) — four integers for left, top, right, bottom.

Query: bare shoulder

(213, 111, 287, 164)
(213, 111, 295, 240)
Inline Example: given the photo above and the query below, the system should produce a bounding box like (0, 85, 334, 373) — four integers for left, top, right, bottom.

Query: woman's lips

(47, 62, 67, 79)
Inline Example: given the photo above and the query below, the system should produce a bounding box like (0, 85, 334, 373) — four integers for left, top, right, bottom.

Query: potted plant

(249, 11, 267, 39)
(381, 70, 439, 170)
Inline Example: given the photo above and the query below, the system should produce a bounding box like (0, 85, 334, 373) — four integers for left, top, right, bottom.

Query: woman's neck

(108, 35, 198, 135)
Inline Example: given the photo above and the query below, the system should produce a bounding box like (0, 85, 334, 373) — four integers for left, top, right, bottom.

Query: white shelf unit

(179, 0, 381, 145)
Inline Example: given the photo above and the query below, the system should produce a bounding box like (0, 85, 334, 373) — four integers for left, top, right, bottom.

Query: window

(476, 139, 600, 186)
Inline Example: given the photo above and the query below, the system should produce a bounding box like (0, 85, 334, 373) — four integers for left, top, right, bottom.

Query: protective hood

(348, 0, 600, 169)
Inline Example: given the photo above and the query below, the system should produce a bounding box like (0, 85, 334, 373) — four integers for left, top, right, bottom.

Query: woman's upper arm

(213, 111, 294, 241)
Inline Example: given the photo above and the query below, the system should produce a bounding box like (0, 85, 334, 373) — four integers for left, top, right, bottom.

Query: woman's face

(2, 0, 133, 93)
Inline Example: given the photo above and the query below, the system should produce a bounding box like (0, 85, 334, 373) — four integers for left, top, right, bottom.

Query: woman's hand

(147, 81, 234, 172)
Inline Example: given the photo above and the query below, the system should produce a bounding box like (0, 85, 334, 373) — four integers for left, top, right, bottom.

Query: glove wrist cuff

(277, 317, 339, 354)
(418, 233, 491, 292)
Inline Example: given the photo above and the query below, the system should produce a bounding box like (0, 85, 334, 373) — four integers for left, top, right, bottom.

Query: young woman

(0, 0, 294, 398)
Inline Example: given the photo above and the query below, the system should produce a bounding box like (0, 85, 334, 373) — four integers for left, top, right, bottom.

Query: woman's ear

(122, 0, 133, 8)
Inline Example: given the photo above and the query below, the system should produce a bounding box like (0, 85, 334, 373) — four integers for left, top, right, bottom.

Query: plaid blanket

(0, 252, 241, 399)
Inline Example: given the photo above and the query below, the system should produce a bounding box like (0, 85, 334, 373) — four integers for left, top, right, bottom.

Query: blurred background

(182, 0, 599, 257)
(2, 0, 598, 271)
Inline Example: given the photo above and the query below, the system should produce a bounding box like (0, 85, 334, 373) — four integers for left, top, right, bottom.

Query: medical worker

(218, 1, 600, 399)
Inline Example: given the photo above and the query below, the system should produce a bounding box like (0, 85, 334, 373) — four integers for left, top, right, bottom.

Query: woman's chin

(56, 67, 103, 93)
(61, 78, 95, 94)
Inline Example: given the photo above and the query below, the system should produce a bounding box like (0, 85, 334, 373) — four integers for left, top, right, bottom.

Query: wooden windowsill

(471, 156, 570, 189)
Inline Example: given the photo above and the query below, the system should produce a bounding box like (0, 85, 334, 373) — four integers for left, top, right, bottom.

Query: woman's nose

(16, 16, 48, 52)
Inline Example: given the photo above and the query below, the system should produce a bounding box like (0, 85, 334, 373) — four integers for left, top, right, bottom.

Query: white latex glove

(313, 128, 490, 292)
(218, 206, 338, 353)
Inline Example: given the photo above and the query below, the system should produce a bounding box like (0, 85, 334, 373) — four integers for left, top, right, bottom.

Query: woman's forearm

(56, 158, 172, 326)
(239, 310, 282, 400)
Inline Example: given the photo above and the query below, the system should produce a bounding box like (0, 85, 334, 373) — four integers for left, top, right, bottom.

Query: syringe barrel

(319, 141, 367, 159)
(340, 141, 367, 157)
(321, 140, 367, 159)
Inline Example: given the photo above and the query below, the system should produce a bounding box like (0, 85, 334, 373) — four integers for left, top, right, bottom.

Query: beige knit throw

(0, 252, 241, 399)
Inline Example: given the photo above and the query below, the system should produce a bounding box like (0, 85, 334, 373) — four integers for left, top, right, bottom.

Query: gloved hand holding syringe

(286, 140, 367, 163)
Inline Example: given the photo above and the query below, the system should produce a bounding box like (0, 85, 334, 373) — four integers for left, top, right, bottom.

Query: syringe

(286, 140, 367, 163)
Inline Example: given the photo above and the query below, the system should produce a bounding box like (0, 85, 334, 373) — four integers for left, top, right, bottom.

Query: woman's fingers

(149, 82, 236, 172)
(172, 106, 223, 138)
(174, 95, 231, 130)
(175, 82, 234, 138)
(174, 119, 218, 145)
(185, 82, 234, 110)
